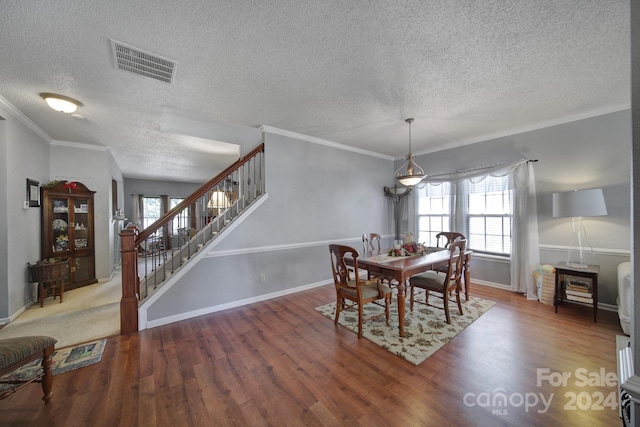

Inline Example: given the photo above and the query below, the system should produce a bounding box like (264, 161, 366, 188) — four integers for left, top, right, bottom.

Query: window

(466, 175, 512, 256)
(140, 196, 189, 234)
(141, 196, 161, 229)
(416, 174, 512, 256)
(170, 198, 189, 233)
(417, 182, 451, 246)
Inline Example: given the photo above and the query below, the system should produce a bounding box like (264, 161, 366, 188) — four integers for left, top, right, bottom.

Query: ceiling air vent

(111, 40, 176, 83)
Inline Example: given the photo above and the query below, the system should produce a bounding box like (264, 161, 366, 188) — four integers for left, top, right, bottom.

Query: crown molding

(51, 140, 109, 151)
(260, 125, 394, 161)
(0, 95, 52, 143)
(412, 103, 631, 158)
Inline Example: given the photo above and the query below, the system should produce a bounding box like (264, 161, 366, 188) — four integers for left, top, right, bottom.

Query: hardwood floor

(0, 284, 624, 426)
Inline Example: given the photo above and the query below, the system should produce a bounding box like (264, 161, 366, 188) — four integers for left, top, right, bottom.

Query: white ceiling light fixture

(40, 93, 82, 114)
(395, 118, 426, 186)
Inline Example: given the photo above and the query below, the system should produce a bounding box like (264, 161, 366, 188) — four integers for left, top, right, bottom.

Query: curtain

(510, 161, 540, 298)
(160, 195, 168, 216)
(131, 194, 142, 227)
(386, 186, 412, 240)
(452, 181, 466, 236)
(160, 195, 169, 236)
(414, 159, 540, 297)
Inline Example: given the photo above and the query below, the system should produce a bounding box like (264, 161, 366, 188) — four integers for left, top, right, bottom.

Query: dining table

(348, 247, 472, 337)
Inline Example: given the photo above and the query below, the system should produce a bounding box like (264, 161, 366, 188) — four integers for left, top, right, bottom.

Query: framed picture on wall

(27, 178, 40, 207)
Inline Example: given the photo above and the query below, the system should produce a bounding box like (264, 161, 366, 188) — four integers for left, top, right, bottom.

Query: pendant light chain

(408, 118, 412, 154)
(394, 117, 426, 187)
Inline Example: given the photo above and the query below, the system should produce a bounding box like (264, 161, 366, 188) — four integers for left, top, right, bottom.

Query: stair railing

(120, 143, 265, 334)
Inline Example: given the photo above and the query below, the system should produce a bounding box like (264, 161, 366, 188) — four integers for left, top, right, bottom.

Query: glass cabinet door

(72, 198, 90, 250)
(51, 198, 69, 253)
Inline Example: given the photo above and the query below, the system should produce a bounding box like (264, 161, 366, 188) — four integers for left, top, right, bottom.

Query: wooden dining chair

(409, 240, 466, 324)
(435, 232, 465, 249)
(434, 232, 465, 274)
(329, 244, 392, 338)
(362, 233, 382, 252)
(362, 233, 395, 283)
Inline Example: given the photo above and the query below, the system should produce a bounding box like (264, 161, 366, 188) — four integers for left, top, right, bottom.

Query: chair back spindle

(362, 233, 382, 252)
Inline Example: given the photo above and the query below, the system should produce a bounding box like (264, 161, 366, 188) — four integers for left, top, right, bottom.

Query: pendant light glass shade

(40, 93, 81, 114)
(395, 118, 426, 186)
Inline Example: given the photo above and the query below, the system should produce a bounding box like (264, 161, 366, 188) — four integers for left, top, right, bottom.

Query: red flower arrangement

(388, 242, 429, 257)
(63, 181, 78, 192)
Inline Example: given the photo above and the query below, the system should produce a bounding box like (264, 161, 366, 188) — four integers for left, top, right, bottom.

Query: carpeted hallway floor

(0, 268, 121, 348)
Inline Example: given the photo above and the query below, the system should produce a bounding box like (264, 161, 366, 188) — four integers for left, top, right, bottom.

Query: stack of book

(564, 279, 593, 304)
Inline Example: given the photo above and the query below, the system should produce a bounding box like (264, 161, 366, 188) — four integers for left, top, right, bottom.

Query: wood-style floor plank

(0, 284, 624, 426)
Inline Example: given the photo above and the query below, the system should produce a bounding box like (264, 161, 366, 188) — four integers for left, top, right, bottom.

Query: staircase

(119, 144, 265, 333)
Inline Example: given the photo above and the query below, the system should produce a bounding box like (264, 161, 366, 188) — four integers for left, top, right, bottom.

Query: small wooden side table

(554, 262, 599, 322)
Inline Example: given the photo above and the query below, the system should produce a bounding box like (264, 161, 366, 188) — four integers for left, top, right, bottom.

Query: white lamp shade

(552, 188, 608, 218)
(207, 190, 230, 209)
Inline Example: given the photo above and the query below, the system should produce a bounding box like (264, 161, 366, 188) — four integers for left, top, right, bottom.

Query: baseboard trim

(145, 279, 333, 329)
(0, 304, 28, 325)
(472, 279, 510, 290)
(471, 280, 617, 312)
(142, 267, 620, 330)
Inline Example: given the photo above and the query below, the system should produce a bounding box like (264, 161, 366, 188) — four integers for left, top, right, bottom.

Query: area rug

(315, 294, 495, 365)
(0, 338, 107, 390)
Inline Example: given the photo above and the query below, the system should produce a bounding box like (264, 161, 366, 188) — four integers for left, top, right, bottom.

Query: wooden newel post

(120, 225, 139, 334)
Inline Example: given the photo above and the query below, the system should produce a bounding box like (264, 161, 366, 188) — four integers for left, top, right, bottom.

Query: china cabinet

(41, 181, 97, 290)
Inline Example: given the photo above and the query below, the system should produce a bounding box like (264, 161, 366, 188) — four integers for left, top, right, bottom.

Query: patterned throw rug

(315, 294, 495, 365)
(0, 339, 106, 390)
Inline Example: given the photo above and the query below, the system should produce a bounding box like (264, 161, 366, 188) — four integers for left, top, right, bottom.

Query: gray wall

(122, 178, 202, 221)
(0, 103, 632, 321)
(50, 144, 114, 281)
(146, 131, 394, 321)
(402, 109, 632, 305)
(108, 153, 124, 271)
(0, 107, 50, 320)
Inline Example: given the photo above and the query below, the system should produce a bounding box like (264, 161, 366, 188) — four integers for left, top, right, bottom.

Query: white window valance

(412, 159, 540, 299)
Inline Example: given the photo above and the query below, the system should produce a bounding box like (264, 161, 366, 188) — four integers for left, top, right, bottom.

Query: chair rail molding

(539, 244, 630, 257)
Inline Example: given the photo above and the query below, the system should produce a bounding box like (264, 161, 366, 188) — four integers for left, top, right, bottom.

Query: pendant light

(395, 118, 425, 186)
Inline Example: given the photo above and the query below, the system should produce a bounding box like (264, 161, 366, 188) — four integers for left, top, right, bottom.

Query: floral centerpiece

(388, 232, 429, 257)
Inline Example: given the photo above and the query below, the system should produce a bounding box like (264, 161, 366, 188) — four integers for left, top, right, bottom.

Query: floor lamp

(208, 190, 230, 216)
(552, 188, 608, 268)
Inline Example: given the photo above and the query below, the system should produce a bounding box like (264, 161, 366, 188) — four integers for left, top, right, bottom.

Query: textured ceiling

(0, 0, 631, 183)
